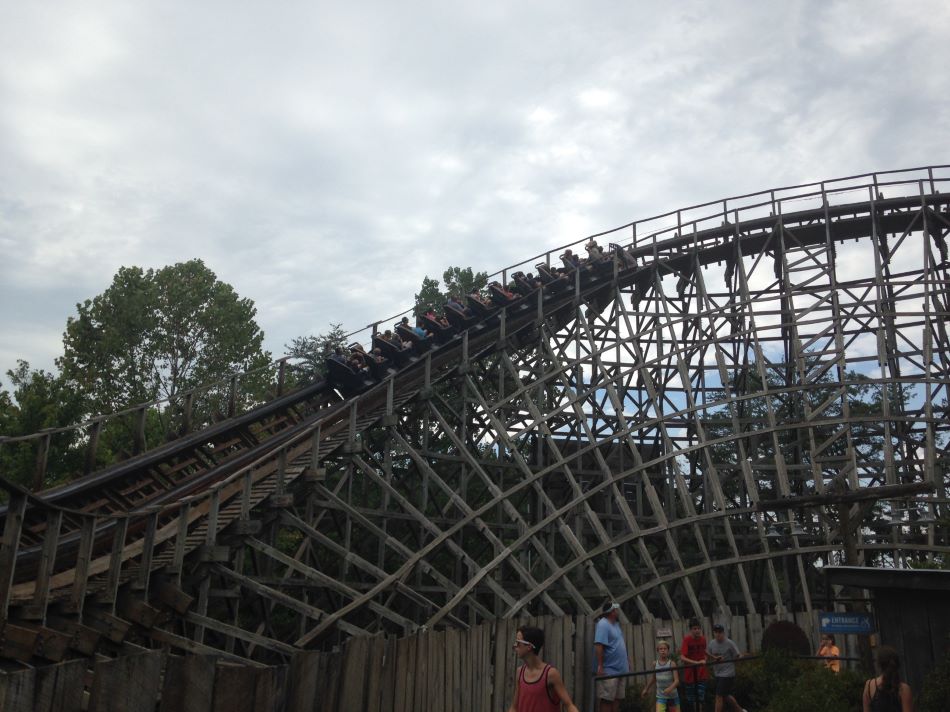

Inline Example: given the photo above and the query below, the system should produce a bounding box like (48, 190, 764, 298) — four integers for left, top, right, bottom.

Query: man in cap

(593, 601, 630, 712)
(706, 623, 747, 712)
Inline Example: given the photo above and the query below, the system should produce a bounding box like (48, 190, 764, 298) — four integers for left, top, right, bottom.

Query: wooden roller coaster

(1, 166, 948, 674)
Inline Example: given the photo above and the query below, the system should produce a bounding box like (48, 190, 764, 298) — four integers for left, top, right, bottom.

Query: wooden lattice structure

(0, 166, 948, 666)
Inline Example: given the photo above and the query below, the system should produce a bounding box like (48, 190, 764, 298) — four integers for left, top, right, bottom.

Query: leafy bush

(733, 650, 863, 712)
(761, 620, 811, 656)
(919, 653, 950, 712)
(766, 663, 863, 712)
(619, 679, 651, 712)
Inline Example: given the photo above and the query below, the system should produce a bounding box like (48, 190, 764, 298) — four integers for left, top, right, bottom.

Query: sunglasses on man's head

(513, 639, 535, 649)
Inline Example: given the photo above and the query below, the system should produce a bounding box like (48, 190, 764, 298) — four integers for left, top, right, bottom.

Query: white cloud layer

(1, 0, 949, 380)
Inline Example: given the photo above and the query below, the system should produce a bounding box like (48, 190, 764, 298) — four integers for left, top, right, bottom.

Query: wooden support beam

(84, 609, 131, 643)
(45, 616, 102, 656)
(145, 625, 267, 667)
(212, 563, 368, 638)
(757, 482, 936, 511)
(23, 509, 63, 621)
(100, 518, 129, 612)
(67, 515, 97, 618)
(184, 611, 297, 655)
(0, 494, 27, 619)
(152, 579, 195, 615)
(0, 622, 38, 662)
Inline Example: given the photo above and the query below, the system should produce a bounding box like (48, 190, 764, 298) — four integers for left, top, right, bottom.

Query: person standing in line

(507, 626, 580, 712)
(817, 633, 841, 673)
(641, 640, 681, 712)
(593, 602, 631, 712)
(679, 618, 709, 712)
(862, 645, 912, 712)
(706, 623, 747, 712)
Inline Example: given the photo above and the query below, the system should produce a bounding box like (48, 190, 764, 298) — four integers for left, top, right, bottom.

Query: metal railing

(589, 653, 862, 711)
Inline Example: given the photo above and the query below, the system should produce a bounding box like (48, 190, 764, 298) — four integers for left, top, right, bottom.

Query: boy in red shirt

(679, 618, 709, 712)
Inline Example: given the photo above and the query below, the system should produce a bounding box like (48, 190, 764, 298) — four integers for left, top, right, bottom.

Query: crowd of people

(506, 606, 914, 712)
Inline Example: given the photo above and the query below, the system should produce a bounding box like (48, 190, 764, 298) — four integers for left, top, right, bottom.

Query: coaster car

(396, 323, 433, 353)
(373, 334, 413, 367)
(421, 315, 457, 344)
(326, 355, 374, 394)
(488, 282, 520, 307)
(535, 263, 570, 293)
(444, 300, 478, 330)
(466, 293, 497, 318)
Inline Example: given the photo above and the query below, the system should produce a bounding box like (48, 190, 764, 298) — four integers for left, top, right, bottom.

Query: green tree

(0, 361, 86, 489)
(413, 276, 444, 319)
(59, 259, 272, 421)
(441, 266, 488, 300)
(412, 266, 489, 317)
(285, 323, 348, 381)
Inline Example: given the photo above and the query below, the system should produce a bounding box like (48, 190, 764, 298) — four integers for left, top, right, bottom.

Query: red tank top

(517, 664, 561, 712)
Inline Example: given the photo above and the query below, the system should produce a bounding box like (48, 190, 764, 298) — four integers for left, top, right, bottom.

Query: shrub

(619, 679, 651, 712)
(919, 653, 950, 712)
(761, 620, 811, 656)
(734, 649, 863, 712)
(765, 663, 863, 712)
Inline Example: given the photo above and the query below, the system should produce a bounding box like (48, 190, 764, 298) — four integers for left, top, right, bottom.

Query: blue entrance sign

(819, 611, 874, 634)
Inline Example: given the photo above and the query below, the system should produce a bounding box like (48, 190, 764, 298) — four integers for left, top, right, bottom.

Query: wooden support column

(33, 432, 51, 490)
(194, 485, 221, 644)
(134, 507, 160, 597)
(69, 515, 97, 619)
(25, 508, 63, 622)
(101, 517, 129, 614)
(0, 493, 27, 619)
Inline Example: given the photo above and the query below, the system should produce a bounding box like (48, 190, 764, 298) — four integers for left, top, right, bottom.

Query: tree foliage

(0, 361, 86, 489)
(761, 619, 811, 656)
(59, 259, 272, 417)
(284, 323, 348, 382)
(0, 260, 275, 489)
(413, 266, 488, 318)
(413, 277, 444, 319)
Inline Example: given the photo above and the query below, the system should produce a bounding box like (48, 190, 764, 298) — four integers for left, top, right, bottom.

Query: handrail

(589, 653, 863, 711)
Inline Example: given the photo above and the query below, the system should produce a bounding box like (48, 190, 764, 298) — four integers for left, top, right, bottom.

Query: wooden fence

(0, 611, 860, 711)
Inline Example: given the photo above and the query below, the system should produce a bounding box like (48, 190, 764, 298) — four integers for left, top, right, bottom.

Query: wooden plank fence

(0, 611, 857, 711)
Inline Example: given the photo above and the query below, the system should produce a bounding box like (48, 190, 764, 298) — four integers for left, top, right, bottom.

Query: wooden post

(277, 359, 287, 396)
(195, 485, 221, 644)
(33, 432, 51, 490)
(29, 508, 63, 622)
(133, 407, 147, 455)
(276, 449, 287, 496)
(181, 391, 194, 434)
(0, 493, 28, 618)
(170, 500, 190, 587)
(228, 375, 239, 417)
(102, 517, 129, 613)
(84, 420, 103, 476)
(135, 508, 160, 596)
(70, 515, 97, 619)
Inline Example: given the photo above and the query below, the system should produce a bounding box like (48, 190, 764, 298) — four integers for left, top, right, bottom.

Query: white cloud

(578, 88, 618, 109)
(1, 0, 948, 383)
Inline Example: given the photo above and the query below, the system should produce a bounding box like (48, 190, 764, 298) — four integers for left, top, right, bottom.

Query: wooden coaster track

(1, 167, 948, 665)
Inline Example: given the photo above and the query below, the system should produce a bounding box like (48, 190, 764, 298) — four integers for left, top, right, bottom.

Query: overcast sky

(2, 1, 948, 386)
